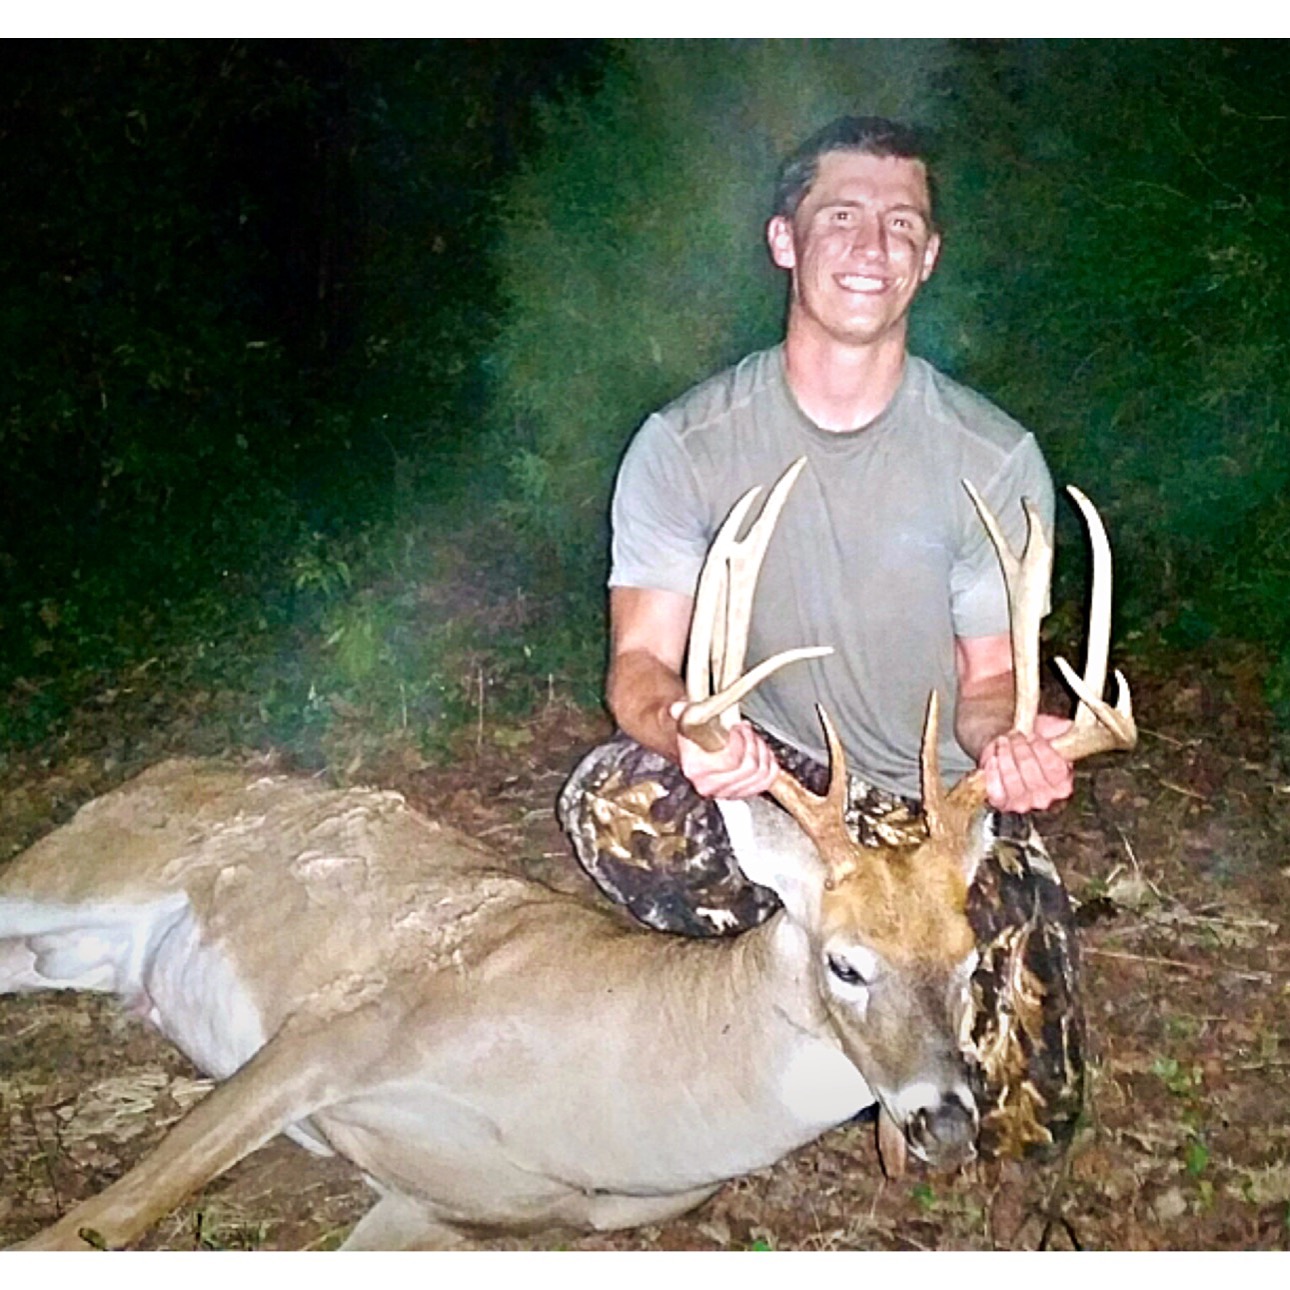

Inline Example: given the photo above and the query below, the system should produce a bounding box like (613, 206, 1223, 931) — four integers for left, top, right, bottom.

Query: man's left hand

(979, 713, 1074, 813)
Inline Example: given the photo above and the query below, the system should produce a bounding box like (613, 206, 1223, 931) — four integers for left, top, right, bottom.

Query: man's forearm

(954, 672, 1016, 762)
(606, 649, 687, 762)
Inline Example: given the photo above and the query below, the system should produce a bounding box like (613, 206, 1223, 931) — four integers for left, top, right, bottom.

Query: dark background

(1, 39, 1285, 754)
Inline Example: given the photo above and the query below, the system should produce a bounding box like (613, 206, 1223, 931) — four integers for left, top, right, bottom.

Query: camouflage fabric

(963, 815, 1085, 1159)
(558, 726, 924, 938)
(558, 728, 1085, 1161)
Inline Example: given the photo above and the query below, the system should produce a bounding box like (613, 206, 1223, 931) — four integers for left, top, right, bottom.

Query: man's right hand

(670, 700, 780, 799)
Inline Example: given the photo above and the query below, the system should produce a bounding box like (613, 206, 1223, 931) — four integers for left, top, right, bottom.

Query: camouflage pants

(557, 725, 927, 938)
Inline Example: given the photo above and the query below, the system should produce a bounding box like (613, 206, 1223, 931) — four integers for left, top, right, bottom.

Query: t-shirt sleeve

(609, 414, 710, 595)
(950, 433, 1056, 639)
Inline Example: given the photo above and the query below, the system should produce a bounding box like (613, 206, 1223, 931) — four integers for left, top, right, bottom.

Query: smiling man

(561, 115, 1075, 937)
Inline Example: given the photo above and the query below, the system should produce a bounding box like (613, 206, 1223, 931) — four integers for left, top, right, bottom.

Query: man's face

(767, 150, 941, 351)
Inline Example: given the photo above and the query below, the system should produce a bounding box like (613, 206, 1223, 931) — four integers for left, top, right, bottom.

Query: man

(561, 116, 1074, 938)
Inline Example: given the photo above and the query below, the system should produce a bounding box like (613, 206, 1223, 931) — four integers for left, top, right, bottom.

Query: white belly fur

(141, 904, 267, 1077)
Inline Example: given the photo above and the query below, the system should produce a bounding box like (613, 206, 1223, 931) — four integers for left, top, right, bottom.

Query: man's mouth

(835, 273, 889, 294)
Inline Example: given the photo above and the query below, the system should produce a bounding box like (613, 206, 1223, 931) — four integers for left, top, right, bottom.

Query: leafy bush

(931, 40, 1290, 660)
(0, 40, 600, 751)
(486, 39, 952, 608)
(487, 39, 1290, 713)
(0, 42, 343, 694)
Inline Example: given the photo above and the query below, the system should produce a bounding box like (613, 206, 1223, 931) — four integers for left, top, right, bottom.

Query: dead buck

(0, 459, 1133, 1251)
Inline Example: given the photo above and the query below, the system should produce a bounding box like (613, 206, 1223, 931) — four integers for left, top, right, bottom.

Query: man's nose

(846, 216, 886, 259)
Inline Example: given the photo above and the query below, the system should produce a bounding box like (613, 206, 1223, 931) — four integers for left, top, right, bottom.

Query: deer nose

(907, 1092, 978, 1169)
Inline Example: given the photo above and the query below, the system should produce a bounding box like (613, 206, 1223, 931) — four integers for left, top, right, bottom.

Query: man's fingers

(678, 721, 778, 799)
(984, 731, 1074, 812)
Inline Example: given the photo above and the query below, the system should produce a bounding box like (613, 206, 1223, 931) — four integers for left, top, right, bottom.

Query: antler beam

(927, 483, 1137, 832)
(675, 459, 863, 887)
(680, 458, 830, 748)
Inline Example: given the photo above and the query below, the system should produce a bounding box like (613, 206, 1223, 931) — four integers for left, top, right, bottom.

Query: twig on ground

(1153, 774, 1208, 801)
(1137, 726, 1199, 749)
(1085, 946, 1273, 984)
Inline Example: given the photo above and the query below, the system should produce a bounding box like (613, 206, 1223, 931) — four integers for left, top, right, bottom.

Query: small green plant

(911, 1182, 937, 1213)
(292, 534, 354, 601)
(1185, 1136, 1210, 1178)
(1152, 1056, 1203, 1098)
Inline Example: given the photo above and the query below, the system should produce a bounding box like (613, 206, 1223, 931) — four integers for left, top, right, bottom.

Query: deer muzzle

(904, 1088, 979, 1169)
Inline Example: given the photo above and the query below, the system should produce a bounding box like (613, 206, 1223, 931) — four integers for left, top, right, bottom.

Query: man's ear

(919, 231, 942, 283)
(767, 215, 797, 271)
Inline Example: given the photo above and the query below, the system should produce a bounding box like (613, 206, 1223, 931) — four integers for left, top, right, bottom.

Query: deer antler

(675, 459, 865, 888)
(1047, 487, 1137, 761)
(680, 458, 830, 746)
(925, 483, 1137, 835)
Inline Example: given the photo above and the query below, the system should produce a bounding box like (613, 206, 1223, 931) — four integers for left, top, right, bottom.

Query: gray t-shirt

(610, 346, 1055, 798)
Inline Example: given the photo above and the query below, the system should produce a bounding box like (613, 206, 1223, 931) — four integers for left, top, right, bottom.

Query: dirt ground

(1, 649, 1288, 1252)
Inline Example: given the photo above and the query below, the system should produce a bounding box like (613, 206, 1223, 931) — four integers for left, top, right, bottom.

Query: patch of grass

(190, 1204, 274, 1251)
(1152, 1056, 1203, 1099)
(911, 1182, 937, 1213)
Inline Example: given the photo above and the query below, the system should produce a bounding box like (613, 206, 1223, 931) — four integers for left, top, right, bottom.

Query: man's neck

(781, 326, 908, 432)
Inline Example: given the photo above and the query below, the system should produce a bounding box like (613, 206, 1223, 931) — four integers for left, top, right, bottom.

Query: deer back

(1, 760, 555, 1041)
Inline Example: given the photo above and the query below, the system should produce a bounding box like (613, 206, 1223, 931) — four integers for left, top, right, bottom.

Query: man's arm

(955, 632, 1074, 813)
(606, 586, 779, 799)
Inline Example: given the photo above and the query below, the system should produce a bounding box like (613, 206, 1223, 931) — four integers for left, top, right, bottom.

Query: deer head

(678, 458, 1135, 1172)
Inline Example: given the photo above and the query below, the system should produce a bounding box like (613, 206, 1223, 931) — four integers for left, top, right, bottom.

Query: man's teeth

(838, 275, 886, 291)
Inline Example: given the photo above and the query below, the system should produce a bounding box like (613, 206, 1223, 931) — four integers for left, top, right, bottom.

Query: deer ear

(717, 797, 827, 921)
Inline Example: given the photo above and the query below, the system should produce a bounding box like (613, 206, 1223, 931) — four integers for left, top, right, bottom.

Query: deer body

(2, 757, 924, 1250)
(1, 464, 1132, 1250)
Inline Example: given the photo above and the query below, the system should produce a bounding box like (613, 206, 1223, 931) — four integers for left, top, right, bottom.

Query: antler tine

(768, 706, 860, 887)
(715, 457, 811, 693)
(684, 484, 764, 714)
(1049, 486, 1137, 761)
(680, 459, 831, 752)
(920, 689, 947, 840)
(674, 461, 865, 889)
(962, 480, 1052, 738)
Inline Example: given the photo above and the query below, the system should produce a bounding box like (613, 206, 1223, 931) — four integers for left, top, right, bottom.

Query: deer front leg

(13, 1007, 381, 1251)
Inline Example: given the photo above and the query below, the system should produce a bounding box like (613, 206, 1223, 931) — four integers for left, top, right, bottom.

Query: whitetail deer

(0, 459, 1133, 1251)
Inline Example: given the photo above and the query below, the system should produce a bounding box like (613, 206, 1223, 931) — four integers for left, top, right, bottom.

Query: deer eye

(827, 952, 869, 987)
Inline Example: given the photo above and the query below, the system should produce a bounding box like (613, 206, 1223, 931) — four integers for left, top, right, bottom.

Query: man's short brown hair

(772, 116, 939, 229)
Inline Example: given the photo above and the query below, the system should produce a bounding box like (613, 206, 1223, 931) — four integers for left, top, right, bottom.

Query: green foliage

(1153, 1055, 1203, 1099)
(928, 40, 1290, 658)
(1266, 644, 1290, 734)
(0, 41, 601, 754)
(336, 41, 603, 518)
(487, 39, 1290, 709)
(486, 39, 952, 606)
(1186, 1135, 1211, 1178)
(248, 496, 603, 766)
(0, 41, 348, 698)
